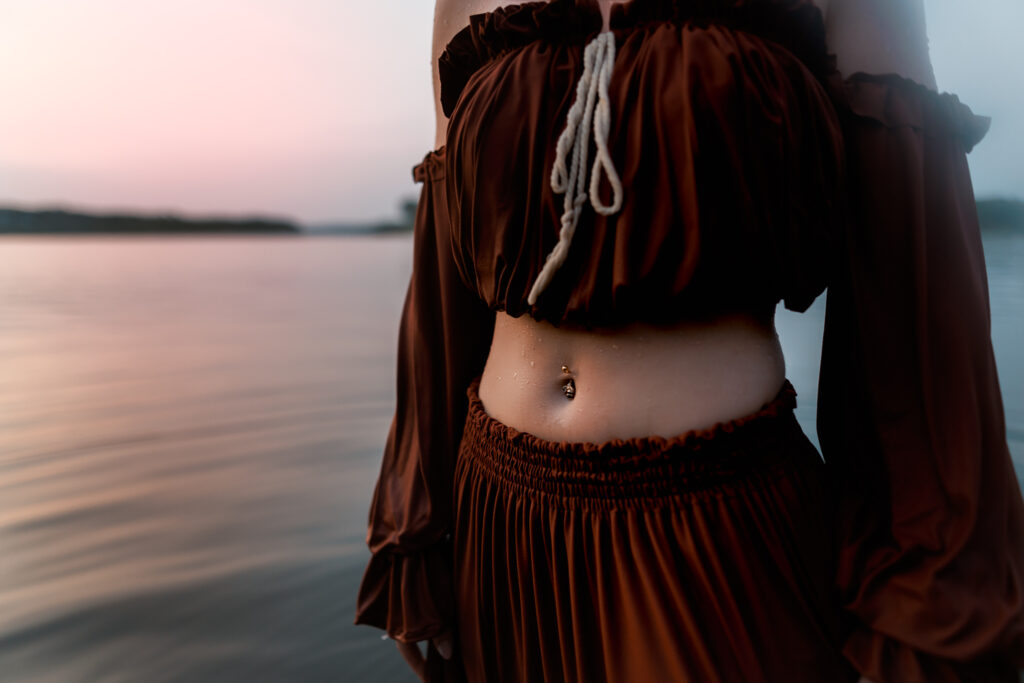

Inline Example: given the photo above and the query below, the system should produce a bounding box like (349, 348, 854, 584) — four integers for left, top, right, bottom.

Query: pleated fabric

(449, 375, 860, 683)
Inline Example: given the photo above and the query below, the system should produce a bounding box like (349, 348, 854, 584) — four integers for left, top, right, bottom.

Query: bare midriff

(476, 306, 787, 444)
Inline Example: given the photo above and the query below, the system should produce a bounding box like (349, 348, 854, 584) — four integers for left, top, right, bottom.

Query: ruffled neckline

(438, 0, 834, 117)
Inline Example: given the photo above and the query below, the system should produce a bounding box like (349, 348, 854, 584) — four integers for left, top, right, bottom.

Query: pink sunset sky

(0, 0, 1020, 226)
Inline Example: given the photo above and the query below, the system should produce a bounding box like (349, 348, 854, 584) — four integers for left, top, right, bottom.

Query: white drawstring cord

(526, 31, 623, 307)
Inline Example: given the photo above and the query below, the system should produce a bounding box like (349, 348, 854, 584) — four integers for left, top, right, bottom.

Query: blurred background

(0, 1, 1021, 681)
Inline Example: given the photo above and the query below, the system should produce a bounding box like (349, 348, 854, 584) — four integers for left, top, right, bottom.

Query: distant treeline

(0, 196, 1019, 235)
(305, 198, 417, 235)
(0, 207, 299, 234)
(976, 198, 1024, 233)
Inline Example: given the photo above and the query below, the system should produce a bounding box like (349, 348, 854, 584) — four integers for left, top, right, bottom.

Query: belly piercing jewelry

(560, 365, 575, 399)
(562, 377, 576, 399)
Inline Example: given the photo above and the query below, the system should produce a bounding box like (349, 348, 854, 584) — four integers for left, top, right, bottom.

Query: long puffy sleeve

(818, 71, 1024, 682)
(353, 147, 495, 653)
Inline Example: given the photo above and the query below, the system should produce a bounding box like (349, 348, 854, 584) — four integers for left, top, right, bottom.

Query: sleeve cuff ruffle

(842, 624, 1024, 683)
(353, 538, 455, 644)
(834, 71, 992, 153)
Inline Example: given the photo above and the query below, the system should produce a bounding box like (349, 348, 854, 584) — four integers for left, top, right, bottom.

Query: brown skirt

(435, 375, 859, 683)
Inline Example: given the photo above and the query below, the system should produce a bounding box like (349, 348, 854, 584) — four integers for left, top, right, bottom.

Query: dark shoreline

(1, 197, 1020, 236)
(0, 207, 299, 235)
(976, 197, 1024, 234)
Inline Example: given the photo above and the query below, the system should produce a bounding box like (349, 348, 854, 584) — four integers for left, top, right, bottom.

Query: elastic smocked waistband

(459, 375, 816, 506)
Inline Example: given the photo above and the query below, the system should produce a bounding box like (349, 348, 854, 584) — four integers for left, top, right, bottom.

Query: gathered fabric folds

(446, 375, 858, 683)
(439, 0, 844, 327)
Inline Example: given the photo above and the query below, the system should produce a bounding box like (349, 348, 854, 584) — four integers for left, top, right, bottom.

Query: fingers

(394, 639, 426, 681)
(392, 628, 455, 681)
(432, 630, 454, 660)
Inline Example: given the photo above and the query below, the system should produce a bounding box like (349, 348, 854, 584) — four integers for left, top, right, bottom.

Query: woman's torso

(434, 0, 831, 442)
(477, 307, 787, 443)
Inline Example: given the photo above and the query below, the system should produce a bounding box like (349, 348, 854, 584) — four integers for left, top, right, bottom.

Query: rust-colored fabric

(440, 0, 844, 326)
(353, 151, 495, 645)
(817, 71, 1024, 682)
(353, 0, 1024, 680)
(447, 375, 858, 683)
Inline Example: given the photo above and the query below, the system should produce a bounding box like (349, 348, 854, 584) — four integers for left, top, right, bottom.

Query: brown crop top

(354, 0, 1024, 680)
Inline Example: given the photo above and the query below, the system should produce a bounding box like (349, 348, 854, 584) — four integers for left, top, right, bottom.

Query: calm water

(0, 233, 1021, 682)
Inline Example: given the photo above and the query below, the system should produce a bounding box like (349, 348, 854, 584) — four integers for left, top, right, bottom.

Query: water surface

(0, 233, 1020, 682)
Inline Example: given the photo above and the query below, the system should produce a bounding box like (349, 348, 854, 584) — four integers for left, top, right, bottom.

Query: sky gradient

(0, 0, 1020, 226)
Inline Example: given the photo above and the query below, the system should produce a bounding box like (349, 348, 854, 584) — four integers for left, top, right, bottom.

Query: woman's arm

(353, 2, 498, 678)
(816, 2, 1024, 681)
(828, 9, 936, 683)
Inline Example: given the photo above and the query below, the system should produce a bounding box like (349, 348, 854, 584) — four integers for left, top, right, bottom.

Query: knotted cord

(526, 30, 623, 307)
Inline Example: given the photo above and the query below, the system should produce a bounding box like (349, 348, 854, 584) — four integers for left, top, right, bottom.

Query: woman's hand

(394, 630, 455, 681)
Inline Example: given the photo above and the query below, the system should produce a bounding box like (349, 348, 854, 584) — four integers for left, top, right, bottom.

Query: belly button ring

(560, 365, 575, 400)
(562, 378, 576, 400)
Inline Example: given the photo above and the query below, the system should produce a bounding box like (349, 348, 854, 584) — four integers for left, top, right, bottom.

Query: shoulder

(823, 0, 937, 89)
(434, 0, 513, 28)
(431, 0, 546, 146)
(432, 0, 535, 64)
(432, 0, 522, 64)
